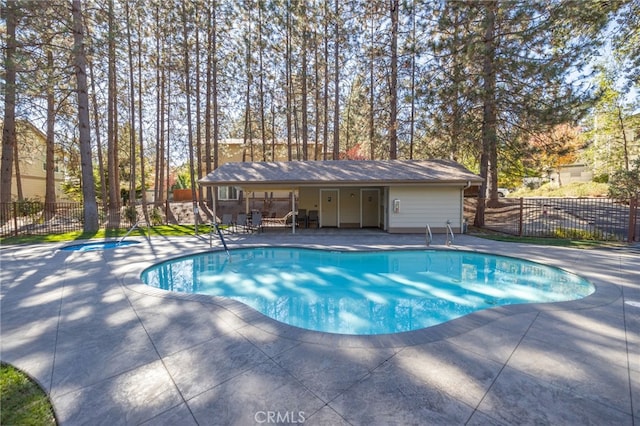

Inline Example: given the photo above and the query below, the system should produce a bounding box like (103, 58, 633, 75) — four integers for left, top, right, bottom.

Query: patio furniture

(221, 213, 234, 232)
(262, 211, 293, 228)
(237, 213, 248, 233)
(296, 209, 307, 228)
(250, 211, 263, 233)
(308, 210, 319, 228)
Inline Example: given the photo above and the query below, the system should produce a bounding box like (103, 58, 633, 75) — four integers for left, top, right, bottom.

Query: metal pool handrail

(446, 222, 455, 246)
(210, 222, 231, 257)
(425, 224, 433, 246)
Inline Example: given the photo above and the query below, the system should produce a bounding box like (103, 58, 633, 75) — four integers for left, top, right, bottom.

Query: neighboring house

(211, 138, 329, 164)
(548, 163, 593, 187)
(1, 120, 68, 202)
(199, 159, 482, 234)
(207, 139, 329, 202)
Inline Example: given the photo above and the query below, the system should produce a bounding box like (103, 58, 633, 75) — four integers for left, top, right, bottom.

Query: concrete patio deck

(1, 232, 638, 425)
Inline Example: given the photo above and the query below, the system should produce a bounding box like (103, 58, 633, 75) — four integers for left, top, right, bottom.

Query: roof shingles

(199, 159, 482, 187)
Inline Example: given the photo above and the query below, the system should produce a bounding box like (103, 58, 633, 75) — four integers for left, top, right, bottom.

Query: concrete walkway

(1, 232, 638, 425)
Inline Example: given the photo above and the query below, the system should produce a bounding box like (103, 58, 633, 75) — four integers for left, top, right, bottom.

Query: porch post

(291, 189, 296, 234)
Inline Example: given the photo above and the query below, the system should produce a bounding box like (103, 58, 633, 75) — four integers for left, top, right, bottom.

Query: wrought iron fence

(468, 197, 639, 242)
(0, 202, 85, 237)
(0, 202, 141, 237)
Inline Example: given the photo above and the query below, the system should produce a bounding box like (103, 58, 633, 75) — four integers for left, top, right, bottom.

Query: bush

(607, 158, 640, 201)
(150, 207, 163, 226)
(124, 205, 138, 225)
(553, 227, 603, 240)
(593, 173, 609, 184)
(17, 199, 43, 217)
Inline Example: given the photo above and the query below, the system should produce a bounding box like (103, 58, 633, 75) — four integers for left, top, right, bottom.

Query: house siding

(387, 186, 461, 233)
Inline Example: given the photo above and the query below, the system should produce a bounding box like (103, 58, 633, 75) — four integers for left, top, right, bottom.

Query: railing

(210, 222, 230, 257)
(425, 224, 432, 246)
(1, 202, 85, 237)
(466, 197, 639, 242)
(119, 220, 149, 244)
(446, 222, 455, 246)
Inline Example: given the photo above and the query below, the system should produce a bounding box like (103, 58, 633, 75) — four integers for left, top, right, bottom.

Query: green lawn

(0, 224, 203, 245)
(0, 363, 56, 426)
(471, 232, 623, 249)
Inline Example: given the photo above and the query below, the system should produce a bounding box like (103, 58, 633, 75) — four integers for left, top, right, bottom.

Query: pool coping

(120, 243, 621, 349)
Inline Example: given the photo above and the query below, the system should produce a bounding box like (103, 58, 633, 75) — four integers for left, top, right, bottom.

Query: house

(0, 120, 67, 201)
(210, 138, 329, 164)
(199, 159, 482, 233)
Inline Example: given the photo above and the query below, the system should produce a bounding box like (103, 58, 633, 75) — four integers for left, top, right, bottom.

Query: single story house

(198, 159, 482, 234)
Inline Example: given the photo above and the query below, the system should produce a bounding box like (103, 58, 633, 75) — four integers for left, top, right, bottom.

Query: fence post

(629, 196, 638, 243)
(12, 202, 18, 237)
(518, 198, 524, 237)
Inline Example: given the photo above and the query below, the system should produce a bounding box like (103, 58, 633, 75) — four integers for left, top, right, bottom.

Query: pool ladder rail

(210, 222, 231, 258)
(446, 221, 455, 246)
(119, 220, 150, 245)
(425, 222, 455, 246)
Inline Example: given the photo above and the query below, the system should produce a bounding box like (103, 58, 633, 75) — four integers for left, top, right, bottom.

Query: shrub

(124, 205, 138, 225)
(150, 207, 163, 226)
(607, 158, 640, 201)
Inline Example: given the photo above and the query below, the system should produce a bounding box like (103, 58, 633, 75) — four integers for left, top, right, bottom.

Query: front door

(320, 189, 338, 227)
(361, 189, 379, 227)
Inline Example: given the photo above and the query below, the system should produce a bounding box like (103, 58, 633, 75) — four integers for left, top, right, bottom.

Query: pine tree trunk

(107, 0, 120, 225)
(45, 50, 57, 219)
(474, 1, 497, 227)
(332, 0, 340, 160)
(1, 0, 17, 206)
(388, 0, 398, 160)
(72, 0, 99, 232)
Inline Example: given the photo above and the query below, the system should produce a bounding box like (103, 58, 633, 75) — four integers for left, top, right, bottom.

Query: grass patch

(0, 363, 56, 426)
(510, 181, 609, 198)
(472, 232, 621, 249)
(0, 224, 200, 245)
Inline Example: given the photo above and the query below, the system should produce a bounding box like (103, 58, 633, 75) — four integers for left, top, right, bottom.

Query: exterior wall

(300, 185, 463, 232)
(298, 186, 378, 228)
(549, 164, 593, 187)
(386, 186, 462, 234)
(298, 187, 320, 212)
(3, 121, 67, 201)
(339, 187, 360, 227)
(210, 139, 327, 166)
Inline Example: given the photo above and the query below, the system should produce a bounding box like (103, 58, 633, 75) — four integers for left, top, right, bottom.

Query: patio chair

(296, 209, 307, 228)
(221, 213, 234, 232)
(308, 210, 319, 228)
(237, 213, 248, 233)
(251, 211, 263, 233)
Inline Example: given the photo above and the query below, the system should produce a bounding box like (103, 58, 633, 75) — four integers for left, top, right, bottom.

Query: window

(218, 186, 239, 200)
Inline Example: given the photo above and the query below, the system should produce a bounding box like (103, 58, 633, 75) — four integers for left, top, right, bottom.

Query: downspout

(461, 181, 471, 233)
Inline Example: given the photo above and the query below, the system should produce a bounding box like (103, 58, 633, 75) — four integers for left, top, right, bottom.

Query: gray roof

(199, 159, 482, 189)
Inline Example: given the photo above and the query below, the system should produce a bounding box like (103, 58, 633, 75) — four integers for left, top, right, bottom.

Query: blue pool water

(141, 247, 594, 335)
(61, 240, 139, 251)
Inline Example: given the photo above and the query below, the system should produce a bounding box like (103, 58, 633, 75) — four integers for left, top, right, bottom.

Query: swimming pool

(141, 247, 594, 335)
(61, 240, 140, 251)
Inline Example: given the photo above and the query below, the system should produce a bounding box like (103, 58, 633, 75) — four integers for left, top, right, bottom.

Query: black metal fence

(0, 202, 140, 237)
(3, 197, 639, 242)
(1, 202, 84, 237)
(470, 197, 639, 242)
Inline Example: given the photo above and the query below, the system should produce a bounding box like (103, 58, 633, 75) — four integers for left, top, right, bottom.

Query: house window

(42, 163, 60, 172)
(218, 186, 239, 200)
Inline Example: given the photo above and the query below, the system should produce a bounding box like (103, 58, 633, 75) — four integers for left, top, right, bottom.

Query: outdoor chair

(308, 210, 319, 228)
(221, 213, 234, 232)
(296, 209, 308, 228)
(250, 211, 263, 233)
(237, 213, 248, 233)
